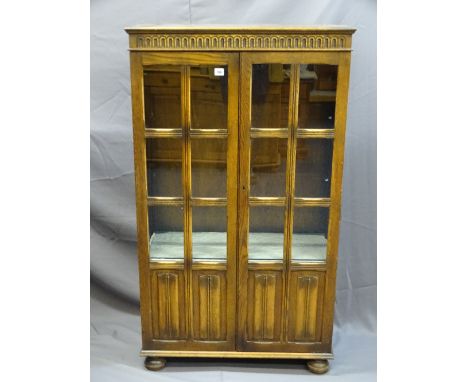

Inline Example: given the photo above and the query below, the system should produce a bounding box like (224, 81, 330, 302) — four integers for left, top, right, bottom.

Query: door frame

(237, 51, 351, 352)
(130, 51, 239, 351)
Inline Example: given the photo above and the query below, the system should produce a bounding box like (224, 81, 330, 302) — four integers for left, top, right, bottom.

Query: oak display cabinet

(126, 26, 355, 374)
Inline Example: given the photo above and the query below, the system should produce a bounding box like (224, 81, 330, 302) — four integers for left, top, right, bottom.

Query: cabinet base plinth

(141, 350, 333, 360)
(144, 357, 166, 371)
(307, 359, 329, 374)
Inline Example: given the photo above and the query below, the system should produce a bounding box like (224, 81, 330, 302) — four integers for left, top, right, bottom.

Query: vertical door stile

(237, 53, 251, 349)
(227, 53, 240, 348)
(181, 65, 193, 341)
(282, 64, 301, 343)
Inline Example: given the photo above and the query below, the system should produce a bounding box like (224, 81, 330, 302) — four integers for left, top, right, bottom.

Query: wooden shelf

(308, 90, 336, 102)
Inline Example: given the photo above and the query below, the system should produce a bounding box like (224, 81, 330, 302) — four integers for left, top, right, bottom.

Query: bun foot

(307, 359, 329, 374)
(144, 356, 166, 371)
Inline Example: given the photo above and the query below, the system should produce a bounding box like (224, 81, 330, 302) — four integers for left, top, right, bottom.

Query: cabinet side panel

(129, 52, 153, 346)
(321, 51, 352, 346)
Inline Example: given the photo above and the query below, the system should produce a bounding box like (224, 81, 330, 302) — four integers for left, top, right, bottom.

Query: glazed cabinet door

(130, 52, 238, 351)
(238, 52, 350, 352)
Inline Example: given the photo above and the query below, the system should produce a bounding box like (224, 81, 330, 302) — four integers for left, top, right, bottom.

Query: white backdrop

(91, 0, 376, 380)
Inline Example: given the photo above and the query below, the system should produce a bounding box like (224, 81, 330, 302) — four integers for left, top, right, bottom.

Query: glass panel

(298, 64, 337, 129)
(249, 206, 284, 261)
(144, 66, 181, 129)
(295, 139, 333, 198)
(291, 207, 329, 262)
(191, 65, 228, 130)
(192, 139, 227, 197)
(146, 138, 182, 197)
(250, 138, 287, 197)
(251, 64, 290, 129)
(192, 207, 227, 261)
(148, 205, 184, 261)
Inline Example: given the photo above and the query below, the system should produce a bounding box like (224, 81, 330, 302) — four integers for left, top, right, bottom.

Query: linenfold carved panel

(288, 271, 325, 342)
(247, 271, 283, 341)
(130, 33, 351, 51)
(192, 271, 227, 341)
(151, 270, 186, 340)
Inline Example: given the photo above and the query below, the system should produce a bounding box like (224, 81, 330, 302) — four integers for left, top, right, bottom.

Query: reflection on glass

(251, 64, 290, 129)
(295, 139, 333, 198)
(249, 206, 284, 261)
(192, 139, 227, 197)
(250, 138, 287, 197)
(144, 66, 181, 129)
(291, 207, 329, 262)
(146, 138, 182, 197)
(298, 64, 337, 129)
(192, 207, 227, 261)
(191, 66, 228, 130)
(148, 206, 184, 261)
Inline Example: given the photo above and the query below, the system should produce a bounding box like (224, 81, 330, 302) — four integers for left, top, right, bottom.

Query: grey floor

(91, 283, 376, 382)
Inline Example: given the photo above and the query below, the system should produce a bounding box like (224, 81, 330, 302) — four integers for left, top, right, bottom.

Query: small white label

(214, 67, 225, 76)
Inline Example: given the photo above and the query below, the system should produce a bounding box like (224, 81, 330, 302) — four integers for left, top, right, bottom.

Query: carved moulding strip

(129, 33, 352, 51)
